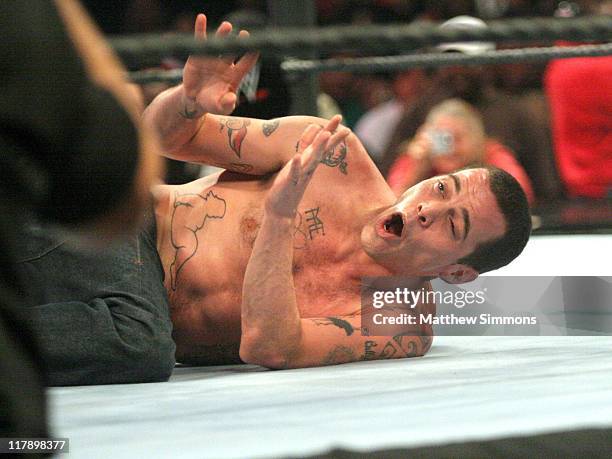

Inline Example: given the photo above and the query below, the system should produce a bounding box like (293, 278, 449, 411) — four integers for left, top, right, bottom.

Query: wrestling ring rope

(113, 15, 612, 83)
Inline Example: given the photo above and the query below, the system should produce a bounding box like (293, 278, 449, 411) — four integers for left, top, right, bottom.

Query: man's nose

(417, 202, 441, 227)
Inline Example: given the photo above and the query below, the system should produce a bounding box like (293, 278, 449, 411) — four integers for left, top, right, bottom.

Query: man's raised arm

(143, 13, 342, 175)
(239, 124, 432, 369)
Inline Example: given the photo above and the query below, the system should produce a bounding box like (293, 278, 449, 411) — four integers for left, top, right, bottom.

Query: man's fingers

(326, 126, 350, 151)
(232, 31, 259, 86)
(323, 114, 343, 134)
(194, 14, 207, 40)
(305, 131, 331, 170)
(312, 130, 331, 153)
(298, 124, 322, 150)
(218, 92, 237, 113)
(289, 155, 301, 186)
(215, 21, 236, 64)
(215, 21, 233, 37)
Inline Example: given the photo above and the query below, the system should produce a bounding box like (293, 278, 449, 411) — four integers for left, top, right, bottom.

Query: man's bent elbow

(239, 332, 294, 370)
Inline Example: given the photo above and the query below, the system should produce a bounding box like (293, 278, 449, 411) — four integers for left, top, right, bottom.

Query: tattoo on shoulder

(220, 118, 251, 158)
(262, 119, 280, 137)
(321, 140, 348, 175)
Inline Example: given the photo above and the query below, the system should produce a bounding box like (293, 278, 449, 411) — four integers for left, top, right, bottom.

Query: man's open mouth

(377, 212, 405, 240)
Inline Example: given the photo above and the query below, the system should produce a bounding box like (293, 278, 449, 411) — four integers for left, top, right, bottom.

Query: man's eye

(437, 181, 445, 195)
(449, 217, 456, 238)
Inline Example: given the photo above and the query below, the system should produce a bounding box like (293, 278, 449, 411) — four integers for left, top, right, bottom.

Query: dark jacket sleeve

(0, 0, 138, 225)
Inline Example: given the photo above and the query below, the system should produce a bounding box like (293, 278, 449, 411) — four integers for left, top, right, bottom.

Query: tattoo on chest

(305, 207, 325, 239)
(321, 140, 348, 175)
(293, 211, 308, 250)
(262, 119, 280, 137)
(220, 118, 250, 158)
(169, 190, 227, 291)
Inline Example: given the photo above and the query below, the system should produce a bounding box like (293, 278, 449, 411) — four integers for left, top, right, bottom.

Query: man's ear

(438, 264, 478, 284)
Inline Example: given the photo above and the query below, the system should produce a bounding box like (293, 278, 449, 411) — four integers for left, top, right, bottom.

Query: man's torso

(155, 142, 396, 364)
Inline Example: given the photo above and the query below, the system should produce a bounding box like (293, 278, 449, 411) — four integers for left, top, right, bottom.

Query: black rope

(127, 43, 612, 84)
(282, 42, 612, 75)
(112, 16, 612, 67)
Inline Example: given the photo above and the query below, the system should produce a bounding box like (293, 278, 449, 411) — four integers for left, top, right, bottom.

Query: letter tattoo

(305, 207, 325, 239)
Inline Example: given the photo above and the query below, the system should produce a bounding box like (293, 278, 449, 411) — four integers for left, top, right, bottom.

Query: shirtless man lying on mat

(143, 14, 531, 369)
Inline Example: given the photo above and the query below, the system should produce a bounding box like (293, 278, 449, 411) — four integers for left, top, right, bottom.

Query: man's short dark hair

(458, 166, 531, 273)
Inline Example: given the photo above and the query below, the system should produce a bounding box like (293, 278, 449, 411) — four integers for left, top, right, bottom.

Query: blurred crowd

(83, 0, 612, 204)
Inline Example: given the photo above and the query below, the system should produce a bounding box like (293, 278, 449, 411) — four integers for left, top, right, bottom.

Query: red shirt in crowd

(545, 56, 612, 198)
(387, 139, 535, 204)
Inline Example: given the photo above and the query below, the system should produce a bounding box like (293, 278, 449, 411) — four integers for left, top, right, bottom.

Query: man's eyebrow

(449, 174, 461, 193)
(462, 208, 471, 241)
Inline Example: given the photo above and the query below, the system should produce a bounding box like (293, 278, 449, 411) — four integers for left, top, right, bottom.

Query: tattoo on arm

(220, 118, 251, 158)
(262, 119, 280, 137)
(320, 331, 432, 366)
(179, 106, 200, 119)
(321, 141, 348, 175)
(322, 346, 356, 365)
(312, 317, 357, 336)
(178, 97, 202, 119)
(362, 333, 432, 361)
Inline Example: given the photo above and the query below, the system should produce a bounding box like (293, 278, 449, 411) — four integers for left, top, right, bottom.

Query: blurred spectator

(492, 48, 563, 201)
(355, 69, 430, 165)
(387, 99, 534, 202)
(319, 65, 390, 128)
(545, 55, 612, 198)
(380, 16, 552, 202)
(543, 0, 612, 198)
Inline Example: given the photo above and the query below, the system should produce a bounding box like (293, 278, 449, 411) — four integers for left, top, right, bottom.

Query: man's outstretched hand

(265, 115, 349, 218)
(181, 14, 259, 117)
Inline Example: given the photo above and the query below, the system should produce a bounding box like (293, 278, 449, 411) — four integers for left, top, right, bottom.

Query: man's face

(362, 168, 506, 277)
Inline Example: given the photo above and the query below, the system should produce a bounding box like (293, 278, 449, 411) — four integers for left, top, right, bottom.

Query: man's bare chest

(160, 185, 362, 305)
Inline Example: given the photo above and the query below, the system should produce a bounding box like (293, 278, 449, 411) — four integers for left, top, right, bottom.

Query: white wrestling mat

(48, 235, 612, 458)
